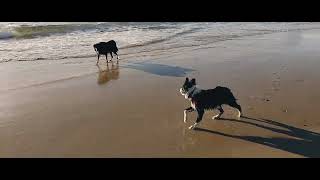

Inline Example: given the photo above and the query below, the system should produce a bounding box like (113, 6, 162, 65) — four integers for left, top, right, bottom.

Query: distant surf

(1, 22, 320, 63)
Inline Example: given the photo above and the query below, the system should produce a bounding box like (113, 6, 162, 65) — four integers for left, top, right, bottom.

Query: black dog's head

(180, 77, 196, 98)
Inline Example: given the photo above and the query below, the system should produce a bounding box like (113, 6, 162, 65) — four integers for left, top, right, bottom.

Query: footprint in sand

(251, 64, 288, 103)
(261, 65, 286, 102)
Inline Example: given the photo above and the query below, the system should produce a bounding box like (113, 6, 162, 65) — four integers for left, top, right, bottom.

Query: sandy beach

(1, 29, 320, 157)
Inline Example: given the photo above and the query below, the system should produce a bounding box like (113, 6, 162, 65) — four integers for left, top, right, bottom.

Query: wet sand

(1, 30, 320, 157)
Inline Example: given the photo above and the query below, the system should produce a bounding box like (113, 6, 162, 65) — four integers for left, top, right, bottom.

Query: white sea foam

(0, 22, 320, 63)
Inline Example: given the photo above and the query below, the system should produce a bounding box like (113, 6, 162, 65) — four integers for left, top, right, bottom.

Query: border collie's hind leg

(228, 101, 242, 119)
(189, 109, 204, 130)
(184, 107, 194, 123)
(212, 105, 224, 120)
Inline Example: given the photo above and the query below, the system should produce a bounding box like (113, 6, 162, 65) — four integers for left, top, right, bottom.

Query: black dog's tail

(93, 45, 99, 55)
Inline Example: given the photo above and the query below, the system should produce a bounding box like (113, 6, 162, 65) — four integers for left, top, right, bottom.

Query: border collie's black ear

(185, 77, 189, 82)
(191, 78, 196, 85)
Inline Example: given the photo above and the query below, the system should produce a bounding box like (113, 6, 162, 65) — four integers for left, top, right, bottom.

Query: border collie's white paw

(236, 110, 241, 119)
(212, 114, 219, 120)
(189, 123, 198, 130)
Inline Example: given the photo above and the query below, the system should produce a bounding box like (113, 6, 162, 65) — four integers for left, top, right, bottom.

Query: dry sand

(1, 29, 320, 157)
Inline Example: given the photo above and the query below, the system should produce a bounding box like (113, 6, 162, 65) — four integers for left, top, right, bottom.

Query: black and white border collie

(180, 77, 242, 130)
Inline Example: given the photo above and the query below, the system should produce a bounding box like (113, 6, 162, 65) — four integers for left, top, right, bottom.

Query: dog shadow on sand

(194, 116, 320, 158)
(122, 62, 195, 77)
(96, 62, 120, 85)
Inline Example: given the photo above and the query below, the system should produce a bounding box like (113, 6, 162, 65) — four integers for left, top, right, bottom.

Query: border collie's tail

(216, 86, 242, 116)
(217, 86, 237, 101)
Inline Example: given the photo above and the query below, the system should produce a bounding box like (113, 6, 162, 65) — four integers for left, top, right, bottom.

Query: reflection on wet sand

(96, 62, 120, 85)
(123, 62, 195, 77)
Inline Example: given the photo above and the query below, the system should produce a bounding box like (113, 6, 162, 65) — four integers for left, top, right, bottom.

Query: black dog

(93, 40, 119, 64)
(180, 77, 242, 130)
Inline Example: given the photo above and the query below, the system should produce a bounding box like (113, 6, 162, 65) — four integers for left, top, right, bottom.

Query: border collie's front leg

(189, 109, 204, 130)
(184, 107, 194, 123)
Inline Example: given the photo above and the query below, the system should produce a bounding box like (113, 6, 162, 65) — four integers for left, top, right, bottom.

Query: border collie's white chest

(180, 86, 201, 110)
(191, 101, 196, 109)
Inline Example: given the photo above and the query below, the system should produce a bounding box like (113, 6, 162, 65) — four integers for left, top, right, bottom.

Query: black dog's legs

(110, 52, 113, 60)
(96, 54, 100, 64)
(105, 53, 108, 62)
(189, 109, 204, 130)
(183, 107, 194, 123)
(114, 52, 119, 60)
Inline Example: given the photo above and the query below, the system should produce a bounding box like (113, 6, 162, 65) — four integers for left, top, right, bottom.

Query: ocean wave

(0, 22, 182, 40)
(1, 24, 320, 64)
(0, 23, 108, 40)
(2, 22, 320, 64)
(121, 27, 202, 49)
